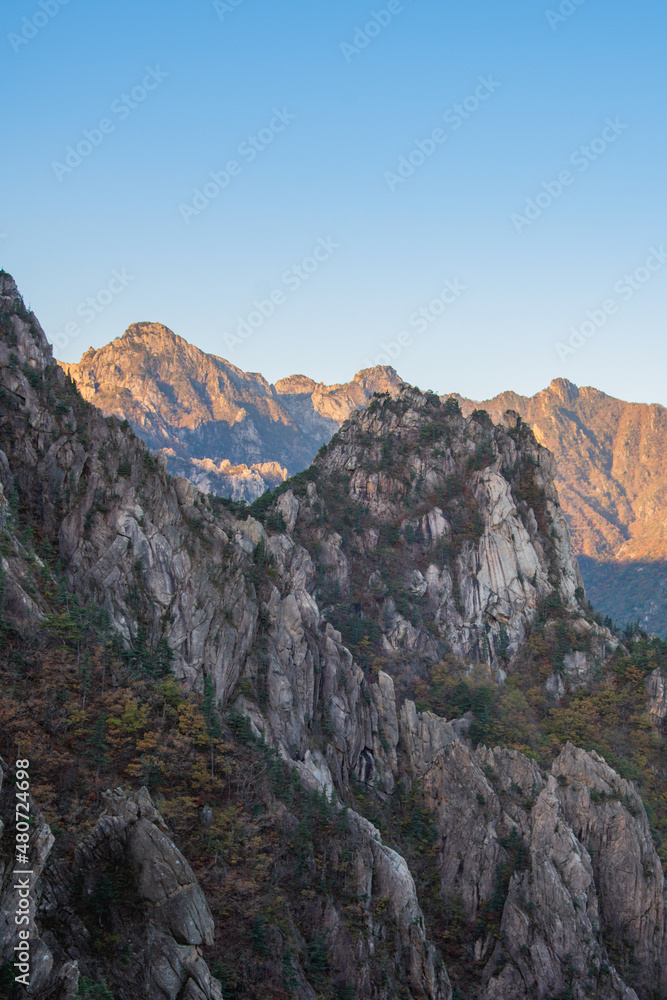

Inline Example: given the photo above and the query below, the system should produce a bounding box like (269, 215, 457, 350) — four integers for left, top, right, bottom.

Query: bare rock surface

(399, 705, 656, 999)
(1, 273, 664, 999)
(0, 772, 222, 1000)
(59, 323, 402, 500)
(646, 667, 667, 723)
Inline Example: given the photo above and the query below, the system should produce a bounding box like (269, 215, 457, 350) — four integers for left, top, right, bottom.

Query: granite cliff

(1, 273, 667, 999)
(455, 380, 667, 634)
(61, 330, 667, 633)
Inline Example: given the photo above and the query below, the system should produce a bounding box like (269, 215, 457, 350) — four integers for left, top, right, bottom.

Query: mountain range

(6, 272, 667, 1000)
(61, 323, 401, 499)
(61, 325, 667, 634)
(5, 269, 667, 1000)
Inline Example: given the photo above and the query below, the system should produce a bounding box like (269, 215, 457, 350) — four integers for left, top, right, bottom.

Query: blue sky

(1, 0, 666, 404)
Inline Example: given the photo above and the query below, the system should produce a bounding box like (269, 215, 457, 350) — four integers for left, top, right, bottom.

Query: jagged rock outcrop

(58, 323, 402, 500)
(399, 706, 655, 999)
(295, 808, 452, 1000)
(165, 455, 289, 501)
(553, 744, 667, 996)
(280, 391, 616, 684)
(456, 379, 667, 566)
(646, 667, 667, 723)
(456, 379, 667, 634)
(0, 769, 222, 999)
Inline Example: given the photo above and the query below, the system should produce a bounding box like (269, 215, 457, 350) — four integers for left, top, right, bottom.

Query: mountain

(60, 329, 667, 633)
(454, 380, 667, 634)
(4, 271, 667, 999)
(276, 393, 598, 687)
(59, 322, 402, 500)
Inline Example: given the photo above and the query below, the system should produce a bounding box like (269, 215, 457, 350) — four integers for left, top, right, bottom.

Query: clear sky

(2, 0, 666, 404)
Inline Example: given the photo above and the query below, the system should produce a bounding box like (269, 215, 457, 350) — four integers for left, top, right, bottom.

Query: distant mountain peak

(352, 365, 402, 389)
(274, 374, 318, 395)
(121, 321, 186, 347)
(546, 377, 580, 401)
(58, 327, 404, 501)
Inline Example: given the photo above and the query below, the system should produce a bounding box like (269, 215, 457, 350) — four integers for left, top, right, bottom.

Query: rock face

(456, 379, 667, 634)
(310, 808, 452, 1000)
(165, 455, 288, 500)
(58, 323, 402, 501)
(646, 667, 667, 723)
(456, 379, 667, 565)
(283, 392, 610, 680)
(399, 711, 657, 1000)
(0, 771, 222, 1000)
(2, 272, 665, 1000)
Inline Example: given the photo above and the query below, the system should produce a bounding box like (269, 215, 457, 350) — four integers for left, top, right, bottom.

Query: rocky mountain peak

(120, 319, 177, 345)
(57, 334, 404, 501)
(0, 269, 20, 299)
(351, 364, 402, 389)
(274, 373, 319, 395)
(546, 376, 580, 401)
(270, 383, 596, 682)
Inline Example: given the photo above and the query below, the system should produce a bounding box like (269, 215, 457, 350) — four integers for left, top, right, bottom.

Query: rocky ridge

(59, 323, 402, 501)
(455, 378, 667, 564)
(277, 392, 618, 690)
(60, 328, 667, 631)
(0, 272, 666, 998)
